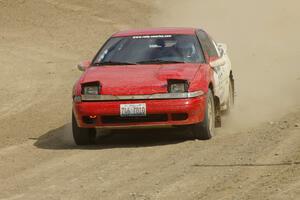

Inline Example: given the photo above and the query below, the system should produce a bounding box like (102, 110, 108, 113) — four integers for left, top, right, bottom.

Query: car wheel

(192, 89, 215, 140)
(225, 79, 234, 114)
(72, 112, 96, 145)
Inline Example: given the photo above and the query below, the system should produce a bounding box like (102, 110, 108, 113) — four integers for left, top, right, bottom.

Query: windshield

(93, 35, 205, 65)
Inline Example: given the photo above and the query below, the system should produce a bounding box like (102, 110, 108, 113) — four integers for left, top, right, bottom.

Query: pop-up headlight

(168, 80, 189, 93)
(82, 82, 100, 95)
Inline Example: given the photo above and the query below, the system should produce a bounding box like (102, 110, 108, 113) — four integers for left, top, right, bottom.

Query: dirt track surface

(0, 0, 299, 199)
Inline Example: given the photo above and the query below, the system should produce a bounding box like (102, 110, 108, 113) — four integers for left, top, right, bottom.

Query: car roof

(112, 27, 198, 37)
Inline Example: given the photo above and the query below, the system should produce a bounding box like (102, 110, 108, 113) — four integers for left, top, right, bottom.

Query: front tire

(191, 89, 215, 140)
(72, 112, 96, 145)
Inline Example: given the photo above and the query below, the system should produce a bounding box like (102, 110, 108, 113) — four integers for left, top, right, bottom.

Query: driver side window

(197, 30, 219, 58)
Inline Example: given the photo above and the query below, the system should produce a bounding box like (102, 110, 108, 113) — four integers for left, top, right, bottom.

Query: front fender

(189, 64, 213, 94)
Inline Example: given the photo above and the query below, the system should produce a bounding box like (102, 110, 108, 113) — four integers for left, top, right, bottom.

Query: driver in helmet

(176, 40, 196, 61)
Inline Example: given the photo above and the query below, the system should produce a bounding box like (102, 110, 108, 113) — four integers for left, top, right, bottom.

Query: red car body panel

(79, 63, 202, 95)
(73, 28, 217, 129)
(73, 96, 206, 128)
(73, 64, 211, 129)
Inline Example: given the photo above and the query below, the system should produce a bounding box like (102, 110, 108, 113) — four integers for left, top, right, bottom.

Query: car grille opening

(171, 113, 188, 121)
(101, 114, 168, 124)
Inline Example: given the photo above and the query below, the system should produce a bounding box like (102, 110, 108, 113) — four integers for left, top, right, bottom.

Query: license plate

(120, 103, 146, 117)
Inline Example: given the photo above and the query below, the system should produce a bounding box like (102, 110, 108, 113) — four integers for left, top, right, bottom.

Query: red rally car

(72, 27, 234, 145)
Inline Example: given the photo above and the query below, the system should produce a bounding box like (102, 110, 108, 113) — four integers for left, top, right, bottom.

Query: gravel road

(0, 0, 299, 199)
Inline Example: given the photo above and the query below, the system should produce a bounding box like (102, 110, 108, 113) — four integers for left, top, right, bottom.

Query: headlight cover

(169, 83, 186, 93)
(168, 80, 189, 93)
(82, 82, 100, 95)
(83, 86, 99, 95)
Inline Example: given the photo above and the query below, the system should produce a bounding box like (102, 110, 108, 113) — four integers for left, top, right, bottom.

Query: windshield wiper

(137, 59, 186, 64)
(94, 61, 137, 66)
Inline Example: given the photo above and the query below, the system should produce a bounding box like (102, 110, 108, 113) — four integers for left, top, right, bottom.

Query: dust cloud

(152, 0, 300, 128)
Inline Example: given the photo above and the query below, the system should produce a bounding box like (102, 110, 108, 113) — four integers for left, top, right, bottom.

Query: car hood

(80, 63, 202, 95)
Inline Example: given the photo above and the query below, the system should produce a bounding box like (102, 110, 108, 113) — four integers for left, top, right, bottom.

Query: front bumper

(73, 96, 206, 129)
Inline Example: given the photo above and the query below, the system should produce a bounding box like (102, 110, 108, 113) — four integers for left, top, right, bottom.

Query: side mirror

(209, 57, 226, 68)
(219, 48, 224, 57)
(77, 60, 91, 71)
(217, 43, 227, 56)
